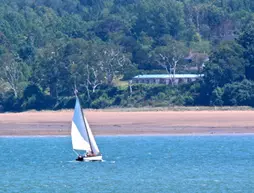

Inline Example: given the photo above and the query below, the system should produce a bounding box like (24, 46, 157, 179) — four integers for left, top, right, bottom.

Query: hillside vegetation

(1, 0, 254, 111)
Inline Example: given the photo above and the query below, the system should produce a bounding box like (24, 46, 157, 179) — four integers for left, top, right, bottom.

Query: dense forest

(0, 0, 254, 112)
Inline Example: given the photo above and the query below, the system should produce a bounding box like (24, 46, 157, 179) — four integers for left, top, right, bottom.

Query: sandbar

(1, 110, 254, 136)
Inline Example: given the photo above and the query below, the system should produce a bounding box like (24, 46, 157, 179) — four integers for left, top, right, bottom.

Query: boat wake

(67, 160, 79, 163)
(67, 160, 115, 163)
(102, 160, 116, 163)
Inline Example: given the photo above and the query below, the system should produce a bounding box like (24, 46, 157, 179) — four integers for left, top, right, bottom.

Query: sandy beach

(1, 110, 254, 136)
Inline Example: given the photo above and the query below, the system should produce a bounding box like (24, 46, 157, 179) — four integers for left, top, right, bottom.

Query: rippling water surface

(0, 135, 254, 192)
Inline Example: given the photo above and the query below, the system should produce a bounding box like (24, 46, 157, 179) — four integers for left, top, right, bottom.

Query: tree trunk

(12, 87, 17, 98)
(107, 72, 114, 85)
(85, 85, 90, 100)
(92, 85, 96, 93)
(129, 80, 132, 95)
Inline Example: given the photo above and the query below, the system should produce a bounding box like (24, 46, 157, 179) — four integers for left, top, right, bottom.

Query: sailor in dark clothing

(76, 155, 84, 161)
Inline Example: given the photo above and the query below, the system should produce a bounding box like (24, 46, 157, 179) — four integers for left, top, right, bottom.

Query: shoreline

(1, 133, 254, 138)
(1, 110, 254, 136)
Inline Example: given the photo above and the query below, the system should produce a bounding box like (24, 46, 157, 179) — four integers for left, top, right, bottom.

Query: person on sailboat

(76, 155, 84, 161)
(87, 150, 99, 157)
(86, 151, 95, 157)
(72, 90, 103, 161)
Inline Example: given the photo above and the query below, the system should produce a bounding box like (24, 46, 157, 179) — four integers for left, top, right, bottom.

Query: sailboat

(71, 94, 102, 162)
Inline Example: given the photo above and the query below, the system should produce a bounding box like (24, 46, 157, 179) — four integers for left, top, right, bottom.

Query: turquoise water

(0, 136, 254, 193)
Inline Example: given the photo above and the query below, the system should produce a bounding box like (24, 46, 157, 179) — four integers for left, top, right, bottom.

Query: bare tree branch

(0, 53, 22, 97)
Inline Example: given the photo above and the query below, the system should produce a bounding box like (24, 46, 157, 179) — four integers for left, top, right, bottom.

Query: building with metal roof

(132, 74, 203, 85)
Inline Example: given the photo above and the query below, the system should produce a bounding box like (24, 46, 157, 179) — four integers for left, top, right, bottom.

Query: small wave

(67, 160, 79, 163)
(100, 160, 115, 163)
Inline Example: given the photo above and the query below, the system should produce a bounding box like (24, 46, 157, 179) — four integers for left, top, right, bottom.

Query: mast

(75, 90, 94, 154)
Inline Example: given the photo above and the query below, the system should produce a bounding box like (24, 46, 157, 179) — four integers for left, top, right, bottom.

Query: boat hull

(76, 155, 103, 162)
(84, 155, 103, 162)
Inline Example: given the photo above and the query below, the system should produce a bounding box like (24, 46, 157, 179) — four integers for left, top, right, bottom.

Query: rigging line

(73, 75, 78, 96)
(73, 149, 79, 156)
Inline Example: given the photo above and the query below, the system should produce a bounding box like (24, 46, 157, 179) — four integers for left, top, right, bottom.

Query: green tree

(32, 41, 69, 97)
(151, 39, 188, 84)
(204, 41, 245, 89)
(210, 87, 224, 106)
(133, 0, 185, 38)
(222, 80, 254, 106)
(0, 52, 29, 97)
(238, 17, 254, 80)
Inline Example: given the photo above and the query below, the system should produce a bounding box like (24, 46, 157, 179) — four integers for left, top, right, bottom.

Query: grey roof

(133, 74, 204, 79)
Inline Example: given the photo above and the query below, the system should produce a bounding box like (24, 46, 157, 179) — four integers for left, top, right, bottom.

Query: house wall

(132, 77, 199, 85)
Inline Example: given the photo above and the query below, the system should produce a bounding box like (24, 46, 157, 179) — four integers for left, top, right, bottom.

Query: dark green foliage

(204, 41, 245, 89)
(1, 91, 22, 112)
(91, 94, 112, 109)
(1, 0, 254, 111)
(238, 17, 254, 80)
(210, 87, 224, 106)
(54, 96, 76, 110)
(145, 85, 169, 100)
(22, 84, 56, 110)
(222, 80, 254, 107)
(112, 95, 122, 106)
(18, 46, 35, 61)
(201, 41, 246, 104)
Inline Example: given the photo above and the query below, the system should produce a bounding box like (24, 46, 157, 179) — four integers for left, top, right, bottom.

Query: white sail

(84, 117, 100, 155)
(71, 121, 91, 151)
(71, 96, 100, 155)
(71, 97, 91, 151)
